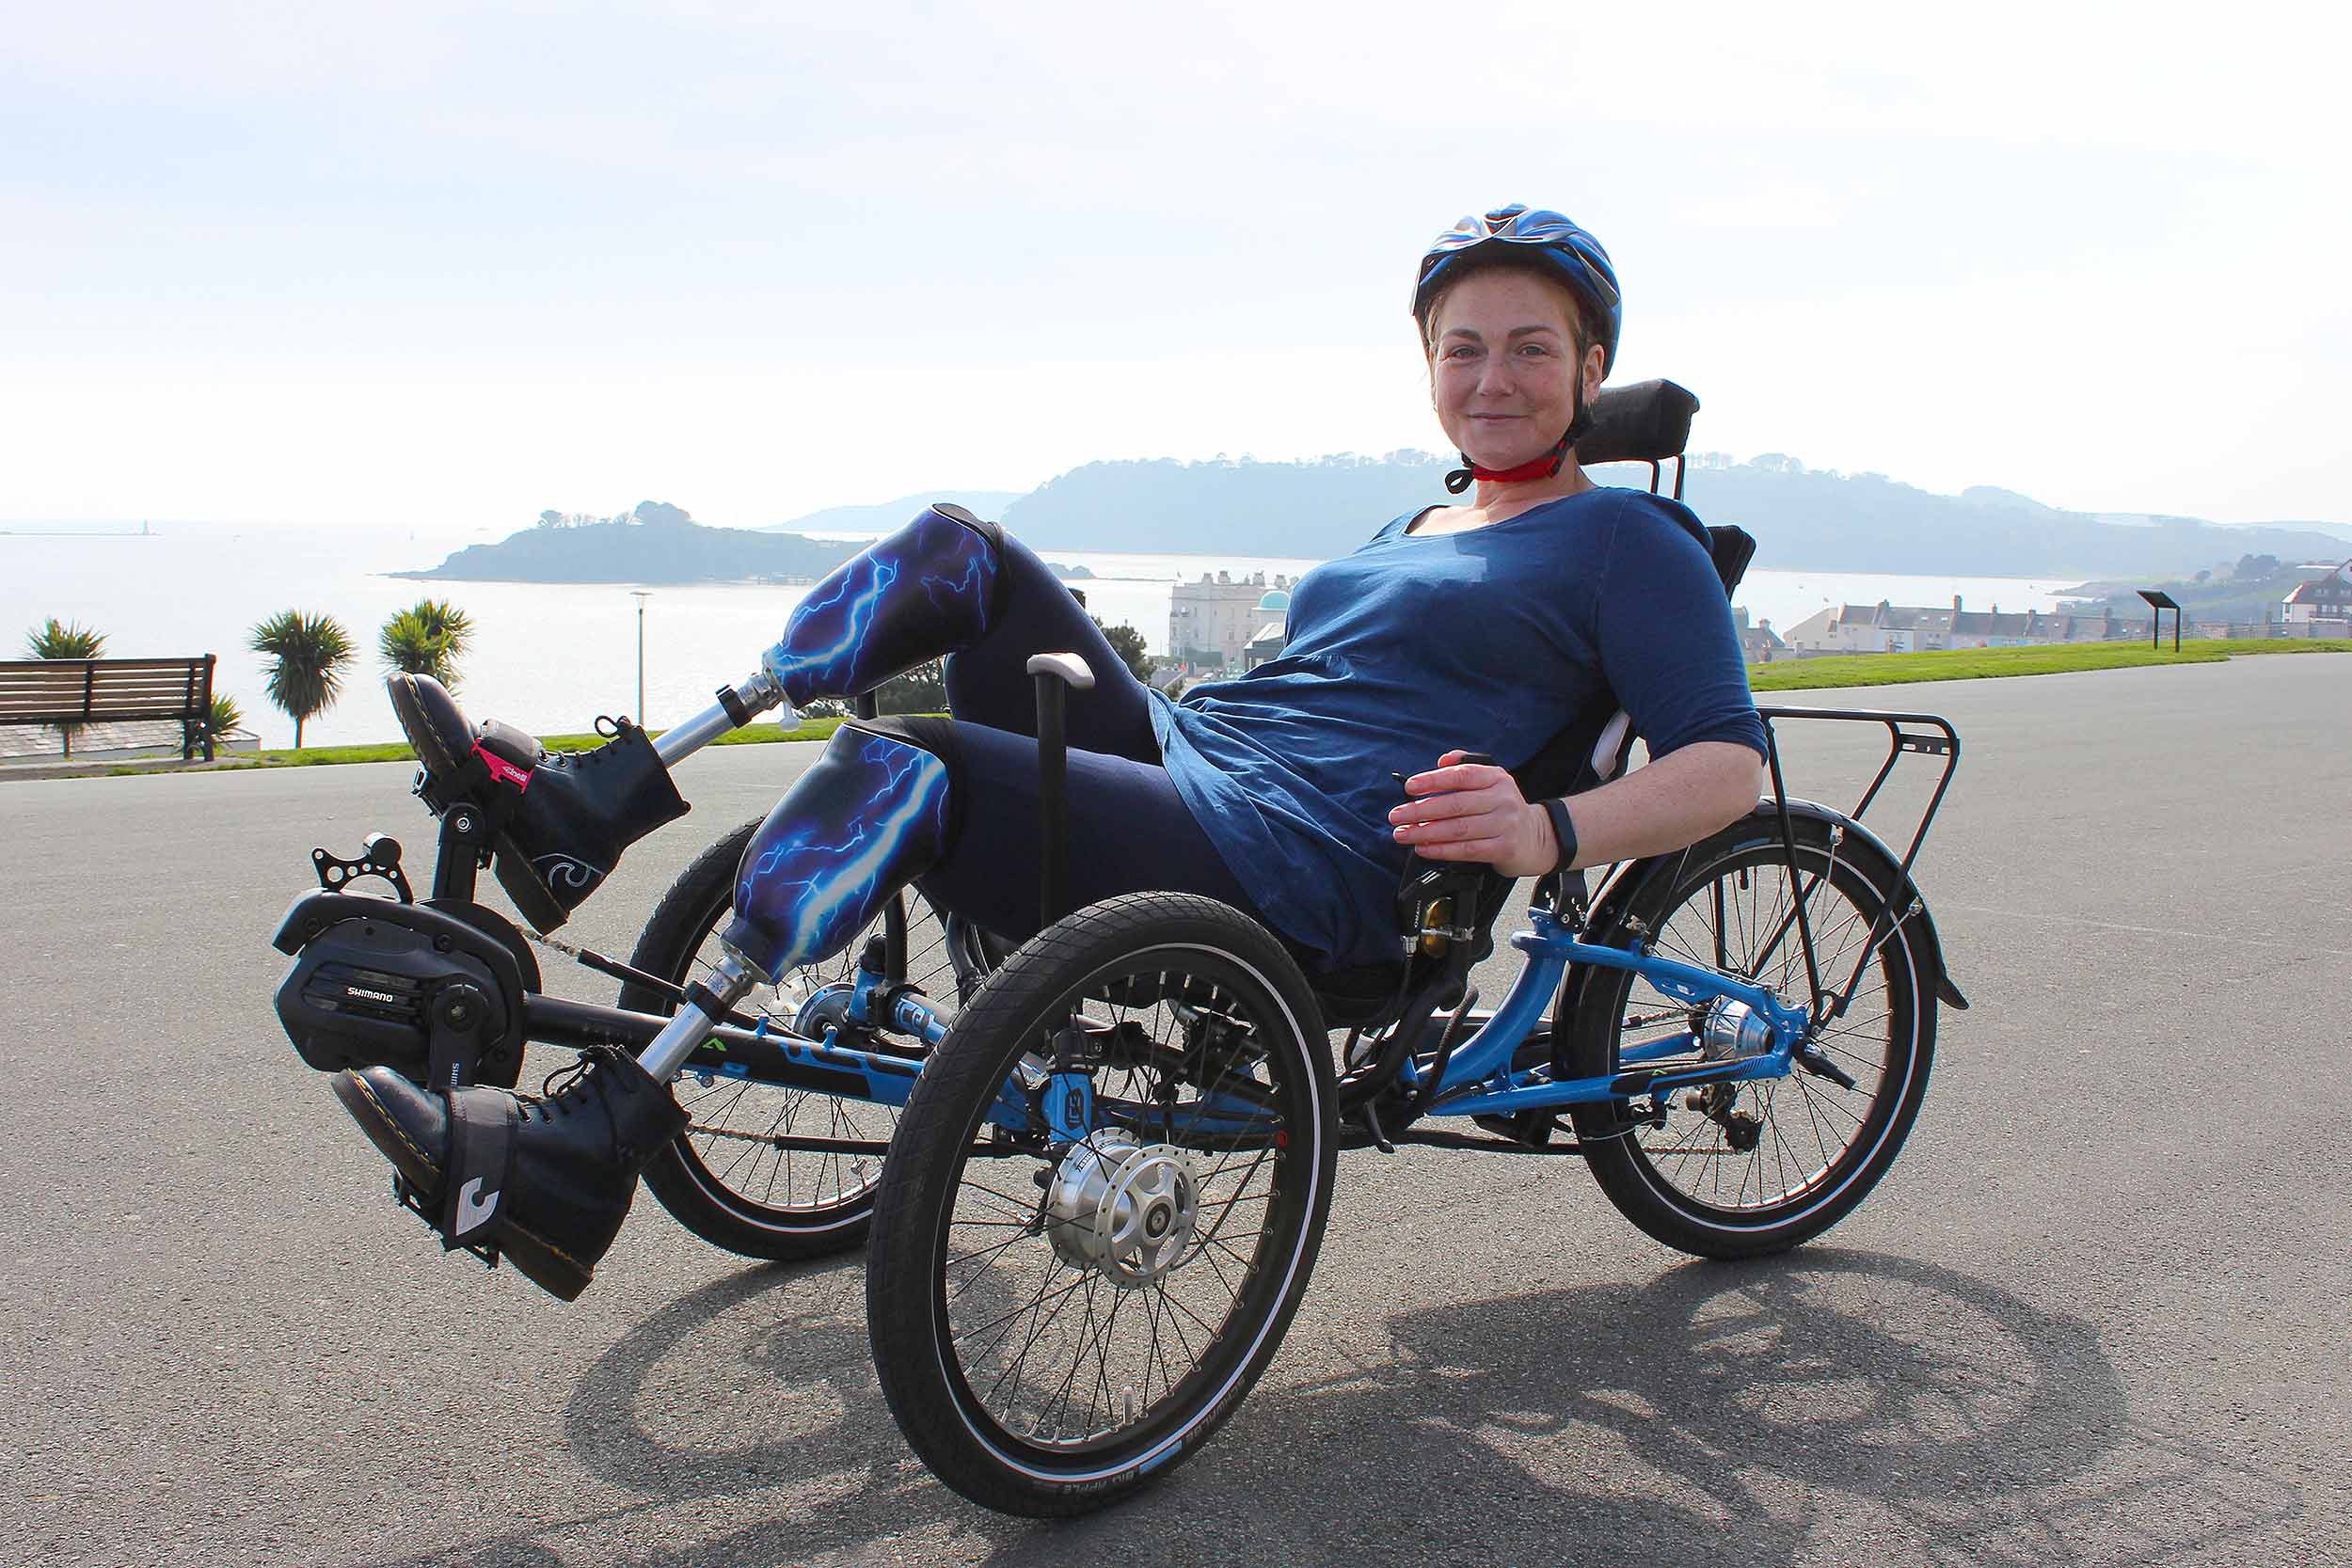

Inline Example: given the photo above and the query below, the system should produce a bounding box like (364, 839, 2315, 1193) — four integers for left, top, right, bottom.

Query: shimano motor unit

(271, 893, 529, 1091)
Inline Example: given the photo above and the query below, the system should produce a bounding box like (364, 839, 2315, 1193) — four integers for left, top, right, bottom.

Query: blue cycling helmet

(1411, 204, 1622, 375)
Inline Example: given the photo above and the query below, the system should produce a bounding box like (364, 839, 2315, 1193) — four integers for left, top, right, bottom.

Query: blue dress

(1149, 486, 1768, 969)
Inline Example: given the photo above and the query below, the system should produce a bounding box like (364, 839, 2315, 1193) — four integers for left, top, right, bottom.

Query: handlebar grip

(1025, 651, 1096, 690)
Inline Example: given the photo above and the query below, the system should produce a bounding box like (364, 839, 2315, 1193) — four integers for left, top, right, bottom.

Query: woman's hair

(1416, 250, 1595, 364)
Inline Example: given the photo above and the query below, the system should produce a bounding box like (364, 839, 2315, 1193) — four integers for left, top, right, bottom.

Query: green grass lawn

(1748, 636, 2352, 690)
(189, 714, 857, 772)
(130, 636, 2348, 775)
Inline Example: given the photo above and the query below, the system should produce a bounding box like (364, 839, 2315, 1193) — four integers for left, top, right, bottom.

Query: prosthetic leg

(437, 502, 1003, 932)
(333, 719, 958, 1300)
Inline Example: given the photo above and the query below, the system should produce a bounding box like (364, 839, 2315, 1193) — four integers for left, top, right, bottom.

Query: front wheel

(867, 893, 1337, 1516)
(1565, 814, 1936, 1259)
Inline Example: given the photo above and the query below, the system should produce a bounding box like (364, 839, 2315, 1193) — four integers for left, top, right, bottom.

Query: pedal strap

(438, 1087, 519, 1251)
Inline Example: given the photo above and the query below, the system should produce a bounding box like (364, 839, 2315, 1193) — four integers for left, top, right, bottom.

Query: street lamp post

(629, 591, 651, 721)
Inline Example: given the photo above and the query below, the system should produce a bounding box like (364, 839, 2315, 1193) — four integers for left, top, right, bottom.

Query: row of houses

(1165, 560, 2352, 674)
(1780, 559, 2352, 657)
(1782, 597, 2153, 654)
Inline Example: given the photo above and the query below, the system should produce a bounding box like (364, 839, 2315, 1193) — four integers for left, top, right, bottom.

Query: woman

(342, 205, 1768, 1301)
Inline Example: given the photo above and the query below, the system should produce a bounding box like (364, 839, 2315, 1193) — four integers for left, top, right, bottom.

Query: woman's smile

(1425, 269, 1597, 477)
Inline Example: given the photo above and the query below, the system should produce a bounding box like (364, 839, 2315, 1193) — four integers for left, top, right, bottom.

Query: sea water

(1, 520, 2081, 749)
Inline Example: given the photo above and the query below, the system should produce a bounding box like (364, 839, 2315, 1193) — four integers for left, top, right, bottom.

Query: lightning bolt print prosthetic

(759, 505, 1001, 707)
(721, 724, 953, 980)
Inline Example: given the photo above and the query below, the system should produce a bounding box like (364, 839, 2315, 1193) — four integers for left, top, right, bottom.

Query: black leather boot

(487, 721, 688, 932)
(330, 1047, 689, 1302)
(386, 673, 688, 933)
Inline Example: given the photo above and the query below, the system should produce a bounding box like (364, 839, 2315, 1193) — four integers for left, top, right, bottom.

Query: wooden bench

(0, 656, 219, 761)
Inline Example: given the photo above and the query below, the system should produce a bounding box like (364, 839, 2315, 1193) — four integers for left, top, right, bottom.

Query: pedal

(389, 1173, 501, 1270)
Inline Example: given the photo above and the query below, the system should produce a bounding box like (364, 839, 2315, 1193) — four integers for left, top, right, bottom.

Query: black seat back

(1505, 522, 1754, 800)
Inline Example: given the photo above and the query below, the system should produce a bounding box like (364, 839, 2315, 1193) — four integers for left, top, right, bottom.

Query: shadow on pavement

(367, 1247, 2297, 1568)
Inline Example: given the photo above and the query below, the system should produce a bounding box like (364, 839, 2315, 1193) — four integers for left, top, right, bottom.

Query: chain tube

(685, 1122, 894, 1156)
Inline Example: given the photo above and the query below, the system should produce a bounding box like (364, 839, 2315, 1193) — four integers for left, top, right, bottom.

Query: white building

(2283, 560, 2352, 625)
(1169, 571, 1296, 671)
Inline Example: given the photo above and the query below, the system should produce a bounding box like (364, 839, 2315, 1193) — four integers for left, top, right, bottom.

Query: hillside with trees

(402, 499, 1093, 585)
(401, 470, 2349, 586)
(400, 500, 860, 584)
(2057, 553, 2350, 625)
(994, 452, 2349, 578)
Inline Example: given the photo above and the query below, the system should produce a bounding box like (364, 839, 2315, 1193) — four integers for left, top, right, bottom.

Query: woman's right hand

(1388, 751, 1563, 879)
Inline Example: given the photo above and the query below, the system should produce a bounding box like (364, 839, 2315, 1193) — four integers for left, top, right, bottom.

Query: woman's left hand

(1388, 750, 1557, 878)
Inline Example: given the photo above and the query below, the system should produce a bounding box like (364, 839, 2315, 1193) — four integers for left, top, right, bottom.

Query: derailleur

(1685, 1081, 1764, 1152)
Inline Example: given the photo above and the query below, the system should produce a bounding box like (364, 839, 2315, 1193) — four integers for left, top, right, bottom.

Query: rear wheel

(621, 817, 987, 1260)
(867, 893, 1336, 1515)
(1565, 815, 1934, 1259)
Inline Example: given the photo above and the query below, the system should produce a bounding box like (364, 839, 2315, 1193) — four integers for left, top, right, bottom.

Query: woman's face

(1425, 268, 1605, 471)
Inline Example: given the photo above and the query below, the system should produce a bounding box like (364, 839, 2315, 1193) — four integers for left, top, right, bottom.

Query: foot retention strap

(438, 1086, 519, 1254)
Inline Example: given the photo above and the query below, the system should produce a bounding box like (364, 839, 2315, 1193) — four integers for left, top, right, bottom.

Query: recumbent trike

(269, 379, 1967, 1516)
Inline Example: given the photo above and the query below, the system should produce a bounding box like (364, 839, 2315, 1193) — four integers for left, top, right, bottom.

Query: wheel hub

(1699, 997, 1772, 1062)
(792, 980, 856, 1038)
(1044, 1135, 1200, 1289)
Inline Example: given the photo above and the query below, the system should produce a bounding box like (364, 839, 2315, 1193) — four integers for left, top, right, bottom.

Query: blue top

(1148, 486, 1768, 970)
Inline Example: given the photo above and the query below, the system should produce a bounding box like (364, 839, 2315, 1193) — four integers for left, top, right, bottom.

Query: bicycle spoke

(930, 953, 1309, 1457)
(1622, 842, 1916, 1217)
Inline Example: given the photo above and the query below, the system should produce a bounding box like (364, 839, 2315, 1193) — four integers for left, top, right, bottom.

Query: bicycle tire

(867, 893, 1337, 1515)
(1565, 814, 1934, 1259)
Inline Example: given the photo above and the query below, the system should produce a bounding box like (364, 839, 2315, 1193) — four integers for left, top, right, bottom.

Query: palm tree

(184, 692, 244, 758)
(249, 610, 354, 748)
(24, 618, 106, 756)
(378, 598, 476, 689)
(24, 619, 104, 659)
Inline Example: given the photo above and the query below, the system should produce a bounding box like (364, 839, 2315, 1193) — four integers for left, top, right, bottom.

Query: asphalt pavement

(1, 654, 2345, 1567)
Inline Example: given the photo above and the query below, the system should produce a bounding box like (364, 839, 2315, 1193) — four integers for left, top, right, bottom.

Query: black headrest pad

(1580, 379, 1699, 467)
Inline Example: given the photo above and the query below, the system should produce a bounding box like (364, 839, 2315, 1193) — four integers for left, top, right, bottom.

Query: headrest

(1580, 379, 1699, 467)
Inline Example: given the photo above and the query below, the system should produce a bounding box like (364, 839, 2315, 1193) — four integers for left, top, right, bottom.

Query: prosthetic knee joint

(447, 503, 999, 933)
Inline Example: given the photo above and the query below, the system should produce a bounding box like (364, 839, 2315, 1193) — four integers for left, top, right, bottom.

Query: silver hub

(1700, 997, 1772, 1062)
(1044, 1135, 1200, 1289)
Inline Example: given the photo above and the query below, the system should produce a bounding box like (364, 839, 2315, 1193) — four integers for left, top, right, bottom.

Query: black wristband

(1541, 798, 1579, 873)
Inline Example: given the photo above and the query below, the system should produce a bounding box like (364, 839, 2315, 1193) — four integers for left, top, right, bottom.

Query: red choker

(1443, 431, 1573, 496)
(1471, 450, 1569, 483)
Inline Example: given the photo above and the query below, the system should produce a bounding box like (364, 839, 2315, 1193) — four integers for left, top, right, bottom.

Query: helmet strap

(1442, 381, 1596, 496)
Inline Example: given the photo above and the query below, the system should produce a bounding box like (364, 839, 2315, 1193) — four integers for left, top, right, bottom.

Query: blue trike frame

(580, 702, 1963, 1156)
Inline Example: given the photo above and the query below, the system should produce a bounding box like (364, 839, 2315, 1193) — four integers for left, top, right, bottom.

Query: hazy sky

(7, 2, 2345, 531)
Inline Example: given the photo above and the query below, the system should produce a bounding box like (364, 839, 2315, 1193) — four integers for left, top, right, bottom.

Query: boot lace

(530, 1045, 643, 1157)
(541, 1044, 632, 1100)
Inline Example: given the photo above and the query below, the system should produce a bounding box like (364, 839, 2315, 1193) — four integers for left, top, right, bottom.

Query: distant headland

(395, 464, 2352, 587)
(395, 500, 1093, 586)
